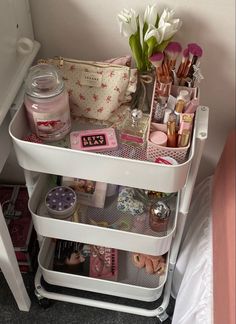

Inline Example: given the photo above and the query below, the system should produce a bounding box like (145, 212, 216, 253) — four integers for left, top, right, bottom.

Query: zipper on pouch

(53, 56, 126, 70)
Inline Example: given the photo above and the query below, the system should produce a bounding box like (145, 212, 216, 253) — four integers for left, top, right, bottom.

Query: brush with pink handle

(149, 52, 164, 81)
(177, 47, 189, 79)
(149, 51, 172, 85)
(164, 41, 182, 71)
(183, 43, 203, 78)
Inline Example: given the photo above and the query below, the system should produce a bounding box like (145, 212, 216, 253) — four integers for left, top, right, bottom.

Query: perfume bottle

(149, 200, 171, 233)
(120, 109, 149, 147)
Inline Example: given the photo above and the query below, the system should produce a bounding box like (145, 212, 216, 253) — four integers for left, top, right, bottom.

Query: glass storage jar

(24, 63, 71, 142)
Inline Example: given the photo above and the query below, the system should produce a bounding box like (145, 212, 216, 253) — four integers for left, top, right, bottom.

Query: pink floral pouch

(41, 57, 137, 121)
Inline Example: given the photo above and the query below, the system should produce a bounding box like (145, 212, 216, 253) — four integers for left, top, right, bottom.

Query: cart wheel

(155, 316, 171, 324)
(156, 309, 170, 323)
(34, 288, 51, 309)
(38, 297, 51, 309)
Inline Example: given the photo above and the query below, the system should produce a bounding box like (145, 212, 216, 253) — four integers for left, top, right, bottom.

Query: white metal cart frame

(32, 107, 208, 322)
(1, 0, 209, 319)
(9, 84, 208, 320)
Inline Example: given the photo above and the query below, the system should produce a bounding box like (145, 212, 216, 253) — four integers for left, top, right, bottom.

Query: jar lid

(150, 201, 171, 220)
(149, 131, 167, 146)
(177, 89, 190, 102)
(25, 63, 64, 99)
(45, 186, 77, 219)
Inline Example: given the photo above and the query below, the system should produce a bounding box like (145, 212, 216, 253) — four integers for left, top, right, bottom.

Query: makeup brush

(183, 43, 203, 78)
(149, 52, 164, 80)
(164, 41, 182, 71)
(149, 51, 164, 69)
(177, 48, 189, 79)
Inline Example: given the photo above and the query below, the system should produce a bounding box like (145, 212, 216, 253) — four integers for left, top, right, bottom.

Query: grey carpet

(0, 272, 175, 323)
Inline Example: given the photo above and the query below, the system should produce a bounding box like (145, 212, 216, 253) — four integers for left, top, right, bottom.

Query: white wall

(1, 0, 235, 184)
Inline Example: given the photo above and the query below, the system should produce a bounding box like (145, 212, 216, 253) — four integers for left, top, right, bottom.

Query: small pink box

(89, 246, 118, 281)
(70, 128, 118, 152)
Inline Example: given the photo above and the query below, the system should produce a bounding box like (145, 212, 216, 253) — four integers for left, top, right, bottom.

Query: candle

(24, 64, 71, 142)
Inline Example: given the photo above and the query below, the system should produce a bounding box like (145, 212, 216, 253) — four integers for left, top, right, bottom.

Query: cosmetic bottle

(120, 109, 149, 147)
(149, 201, 171, 233)
(152, 97, 167, 123)
(167, 113, 177, 147)
(178, 129, 191, 147)
(163, 108, 172, 124)
(174, 90, 190, 126)
(24, 63, 71, 142)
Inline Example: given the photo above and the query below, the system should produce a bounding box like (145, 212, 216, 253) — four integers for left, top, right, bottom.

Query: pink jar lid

(149, 131, 167, 146)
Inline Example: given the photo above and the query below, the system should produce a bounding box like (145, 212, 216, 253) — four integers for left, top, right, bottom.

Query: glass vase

(131, 70, 155, 113)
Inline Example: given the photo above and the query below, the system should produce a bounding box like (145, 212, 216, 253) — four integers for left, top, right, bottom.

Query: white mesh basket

(146, 123, 190, 163)
(146, 82, 197, 164)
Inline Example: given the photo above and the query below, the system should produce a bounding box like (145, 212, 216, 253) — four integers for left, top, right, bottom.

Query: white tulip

(117, 8, 138, 37)
(144, 4, 158, 26)
(144, 8, 182, 44)
(158, 8, 182, 42)
(144, 24, 159, 42)
(139, 14, 144, 48)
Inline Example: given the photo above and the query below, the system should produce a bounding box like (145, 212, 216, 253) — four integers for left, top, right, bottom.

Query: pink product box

(61, 177, 107, 208)
(89, 245, 118, 281)
(70, 127, 118, 152)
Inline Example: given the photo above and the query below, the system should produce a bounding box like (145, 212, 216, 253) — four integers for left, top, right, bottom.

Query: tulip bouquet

(117, 4, 182, 72)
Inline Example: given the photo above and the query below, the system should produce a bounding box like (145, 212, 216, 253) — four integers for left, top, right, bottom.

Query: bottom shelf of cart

(38, 237, 168, 302)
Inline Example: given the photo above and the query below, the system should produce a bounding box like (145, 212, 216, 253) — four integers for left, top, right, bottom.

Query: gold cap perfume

(120, 109, 150, 147)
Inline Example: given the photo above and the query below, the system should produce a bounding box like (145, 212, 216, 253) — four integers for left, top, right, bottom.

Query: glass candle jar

(24, 63, 71, 142)
(45, 186, 77, 220)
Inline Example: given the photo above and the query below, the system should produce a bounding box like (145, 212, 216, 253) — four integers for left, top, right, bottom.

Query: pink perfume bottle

(24, 63, 71, 142)
(149, 200, 171, 233)
(120, 109, 149, 147)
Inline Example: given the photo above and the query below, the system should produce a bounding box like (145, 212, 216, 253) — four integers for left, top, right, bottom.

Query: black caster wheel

(35, 288, 52, 309)
(38, 297, 51, 309)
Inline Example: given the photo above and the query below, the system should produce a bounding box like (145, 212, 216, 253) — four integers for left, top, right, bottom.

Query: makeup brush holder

(146, 82, 199, 164)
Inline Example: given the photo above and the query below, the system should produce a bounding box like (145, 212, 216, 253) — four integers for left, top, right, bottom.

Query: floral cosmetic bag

(40, 57, 137, 121)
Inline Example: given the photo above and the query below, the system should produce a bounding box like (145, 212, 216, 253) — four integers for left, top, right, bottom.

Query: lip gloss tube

(167, 119, 177, 147)
(178, 129, 190, 147)
(179, 113, 194, 134)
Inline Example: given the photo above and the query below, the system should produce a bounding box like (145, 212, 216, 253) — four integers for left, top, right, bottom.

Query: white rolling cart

(9, 94, 209, 321)
(2, 0, 209, 321)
